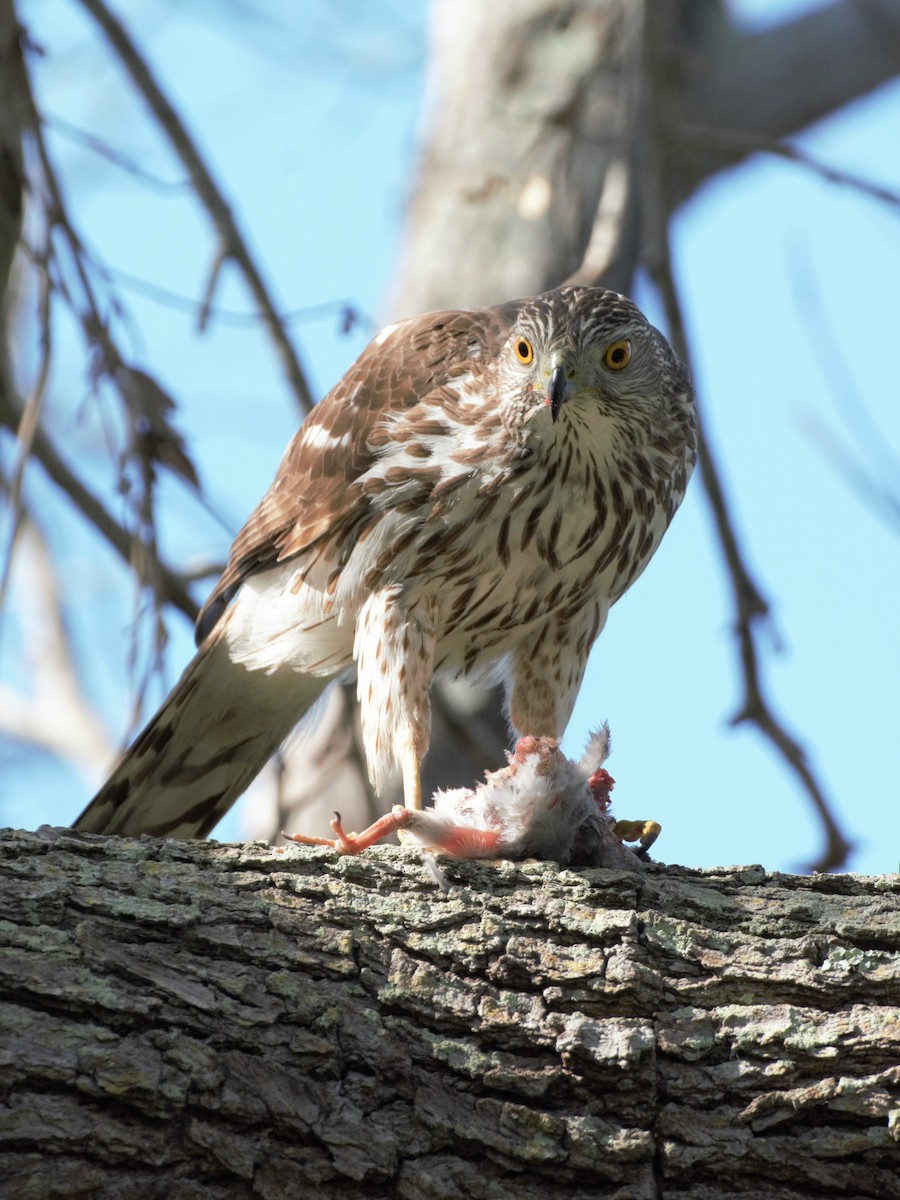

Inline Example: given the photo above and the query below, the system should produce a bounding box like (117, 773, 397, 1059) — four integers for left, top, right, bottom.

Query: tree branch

(0, 1, 24, 296)
(673, 0, 900, 202)
(0, 221, 50, 617)
(677, 124, 900, 212)
(642, 5, 853, 872)
(0, 388, 198, 623)
(2, 829, 896, 1198)
(77, 0, 316, 416)
(0, 518, 115, 779)
(388, 0, 646, 315)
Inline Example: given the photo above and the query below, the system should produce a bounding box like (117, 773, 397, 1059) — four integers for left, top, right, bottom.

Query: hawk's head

(489, 285, 693, 443)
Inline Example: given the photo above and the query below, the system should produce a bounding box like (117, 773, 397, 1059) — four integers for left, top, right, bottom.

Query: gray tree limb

(1, 828, 897, 1198)
(78, 0, 316, 417)
(0, 0, 26, 417)
(674, 0, 900, 200)
(391, 0, 900, 316)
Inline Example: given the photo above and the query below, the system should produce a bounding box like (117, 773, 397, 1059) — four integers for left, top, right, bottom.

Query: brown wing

(195, 307, 492, 643)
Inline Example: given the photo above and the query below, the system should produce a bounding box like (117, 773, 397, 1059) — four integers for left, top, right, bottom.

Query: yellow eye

(513, 336, 534, 365)
(603, 339, 631, 371)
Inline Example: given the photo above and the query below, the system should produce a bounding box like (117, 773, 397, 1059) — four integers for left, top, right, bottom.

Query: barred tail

(73, 635, 327, 839)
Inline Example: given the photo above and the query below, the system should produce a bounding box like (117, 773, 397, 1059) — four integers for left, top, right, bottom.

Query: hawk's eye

(513, 336, 534, 365)
(603, 339, 631, 370)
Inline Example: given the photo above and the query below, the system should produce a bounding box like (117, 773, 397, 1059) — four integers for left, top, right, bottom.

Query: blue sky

(4, 0, 898, 873)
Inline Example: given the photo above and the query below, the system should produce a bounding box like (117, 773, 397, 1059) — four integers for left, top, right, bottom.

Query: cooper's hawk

(73, 285, 697, 839)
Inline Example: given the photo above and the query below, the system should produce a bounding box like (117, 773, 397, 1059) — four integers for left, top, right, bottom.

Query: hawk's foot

(285, 806, 413, 855)
(612, 818, 661, 859)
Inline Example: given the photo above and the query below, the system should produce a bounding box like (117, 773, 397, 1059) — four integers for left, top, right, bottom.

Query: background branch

(672, 0, 900, 202)
(78, 0, 316, 417)
(0, 387, 199, 622)
(0, 517, 114, 778)
(0, 227, 50, 615)
(643, 4, 853, 871)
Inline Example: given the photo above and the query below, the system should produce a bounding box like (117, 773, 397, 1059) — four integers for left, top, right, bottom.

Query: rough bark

(1, 827, 897, 1199)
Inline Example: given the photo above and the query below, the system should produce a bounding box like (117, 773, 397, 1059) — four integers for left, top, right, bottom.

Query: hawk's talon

(286, 806, 413, 856)
(613, 817, 661, 857)
(283, 829, 339, 849)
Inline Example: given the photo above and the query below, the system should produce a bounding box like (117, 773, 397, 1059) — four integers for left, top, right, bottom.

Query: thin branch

(104, 264, 371, 333)
(0, 389, 198, 624)
(42, 112, 191, 193)
(664, 320, 852, 874)
(795, 411, 900, 534)
(0, 227, 52, 616)
(563, 156, 640, 295)
(177, 558, 227, 587)
(677, 124, 900, 212)
(196, 242, 228, 334)
(77, 0, 316, 416)
(0, 516, 115, 781)
(674, 0, 900, 205)
(18, 70, 177, 686)
(642, 8, 853, 873)
(786, 241, 900, 531)
(21, 76, 117, 366)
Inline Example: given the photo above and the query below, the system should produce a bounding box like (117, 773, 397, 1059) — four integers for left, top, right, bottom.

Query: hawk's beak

(547, 364, 569, 423)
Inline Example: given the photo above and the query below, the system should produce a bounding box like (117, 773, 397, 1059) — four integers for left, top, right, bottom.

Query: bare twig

(177, 558, 227, 586)
(0, 388, 198, 623)
(787, 243, 900, 533)
(19, 73, 176, 691)
(642, 8, 853, 872)
(196, 242, 228, 334)
(105, 266, 372, 332)
(43, 112, 191, 193)
(0, 516, 115, 781)
(77, 0, 316, 416)
(563, 157, 639, 295)
(678, 124, 900, 212)
(0, 228, 52, 616)
(795, 411, 900, 534)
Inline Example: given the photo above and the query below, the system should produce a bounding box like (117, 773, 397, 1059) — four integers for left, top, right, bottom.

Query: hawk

(73, 285, 697, 839)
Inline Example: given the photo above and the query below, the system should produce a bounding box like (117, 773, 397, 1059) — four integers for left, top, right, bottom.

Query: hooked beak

(547, 364, 569, 423)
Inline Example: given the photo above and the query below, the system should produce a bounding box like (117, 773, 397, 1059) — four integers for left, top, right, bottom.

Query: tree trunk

(2, 827, 897, 1198)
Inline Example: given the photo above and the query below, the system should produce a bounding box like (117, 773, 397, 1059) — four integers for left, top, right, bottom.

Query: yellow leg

(613, 818, 661, 855)
(401, 742, 422, 811)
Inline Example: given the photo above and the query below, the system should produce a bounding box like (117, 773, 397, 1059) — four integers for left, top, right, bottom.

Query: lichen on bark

(0, 827, 897, 1198)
